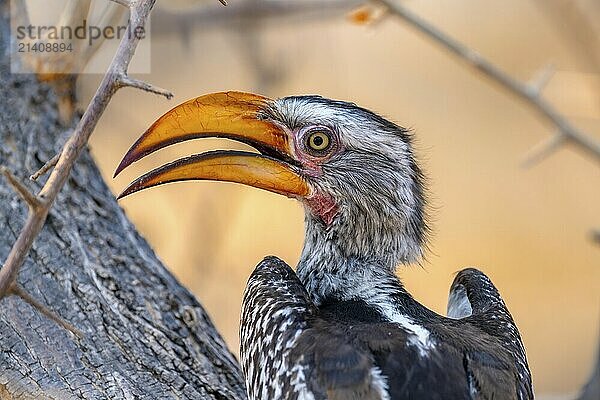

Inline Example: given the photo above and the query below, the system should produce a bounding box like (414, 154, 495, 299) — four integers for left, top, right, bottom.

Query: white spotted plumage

(240, 258, 315, 400)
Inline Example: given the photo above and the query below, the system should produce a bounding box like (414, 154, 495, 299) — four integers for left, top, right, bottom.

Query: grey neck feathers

(297, 206, 421, 306)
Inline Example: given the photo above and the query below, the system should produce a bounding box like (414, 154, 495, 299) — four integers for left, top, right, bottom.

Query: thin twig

(30, 154, 60, 181)
(0, 0, 167, 302)
(375, 0, 600, 166)
(527, 63, 556, 97)
(9, 284, 83, 338)
(152, 0, 362, 36)
(117, 75, 174, 99)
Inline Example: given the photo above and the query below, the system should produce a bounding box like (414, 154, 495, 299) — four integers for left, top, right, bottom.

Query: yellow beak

(115, 91, 310, 199)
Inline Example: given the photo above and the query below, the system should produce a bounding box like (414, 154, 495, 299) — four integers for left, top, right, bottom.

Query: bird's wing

(240, 256, 319, 400)
(242, 261, 532, 400)
(289, 322, 391, 400)
(285, 295, 475, 400)
(289, 315, 475, 400)
(357, 322, 472, 400)
(462, 349, 519, 400)
(447, 268, 534, 400)
(289, 273, 532, 400)
(241, 257, 391, 399)
(353, 318, 526, 400)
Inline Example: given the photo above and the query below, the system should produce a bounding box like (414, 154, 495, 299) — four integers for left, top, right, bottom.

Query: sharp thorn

(1, 166, 43, 209)
(527, 63, 556, 97)
(521, 133, 566, 168)
(117, 75, 174, 100)
(30, 154, 60, 181)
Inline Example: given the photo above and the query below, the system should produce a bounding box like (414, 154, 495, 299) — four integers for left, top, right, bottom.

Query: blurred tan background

(60, 0, 600, 397)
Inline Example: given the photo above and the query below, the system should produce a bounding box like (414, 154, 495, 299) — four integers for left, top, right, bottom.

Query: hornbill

(115, 91, 533, 400)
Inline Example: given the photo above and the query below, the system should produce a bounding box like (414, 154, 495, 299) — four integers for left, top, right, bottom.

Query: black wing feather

(241, 259, 533, 400)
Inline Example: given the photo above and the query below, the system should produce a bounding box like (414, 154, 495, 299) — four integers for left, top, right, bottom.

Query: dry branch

(0, 0, 185, 324)
(152, 0, 362, 36)
(117, 74, 174, 99)
(1, 167, 43, 211)
(375, 0, 600, 166)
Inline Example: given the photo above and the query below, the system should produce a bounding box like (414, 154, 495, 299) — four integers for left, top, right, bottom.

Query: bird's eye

(305, 130, 332, 154)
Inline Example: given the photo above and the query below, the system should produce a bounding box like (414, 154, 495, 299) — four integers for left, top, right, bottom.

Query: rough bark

(0, 5, 246, 400)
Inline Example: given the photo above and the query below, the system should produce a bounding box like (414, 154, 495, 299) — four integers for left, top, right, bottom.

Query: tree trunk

(0, 4, 246, 399)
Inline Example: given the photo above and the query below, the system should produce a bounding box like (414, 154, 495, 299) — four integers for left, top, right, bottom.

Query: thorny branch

(154, 0, 361, 94)
(375, 0, 600, 167)
(0, 0, 213, 331)
(152, 0, 362, 35)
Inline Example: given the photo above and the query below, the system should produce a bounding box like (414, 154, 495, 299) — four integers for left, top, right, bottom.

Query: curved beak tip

(114, 91, 308, 201)
(113, 159, 128, 178)
(114, 138, 148, 178)
(115, 181, 138, 200)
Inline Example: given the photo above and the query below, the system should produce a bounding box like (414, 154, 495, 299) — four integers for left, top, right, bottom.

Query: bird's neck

(297, 259, 404, 308)
(297, 218, 407, 306)
(296, 196, 427, 304)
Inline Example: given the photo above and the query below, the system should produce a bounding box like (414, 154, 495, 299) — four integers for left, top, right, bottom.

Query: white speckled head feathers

(262, 95, 427, 303)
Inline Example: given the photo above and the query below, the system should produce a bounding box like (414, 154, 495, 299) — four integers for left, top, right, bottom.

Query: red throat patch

(305, 192, 339, 226)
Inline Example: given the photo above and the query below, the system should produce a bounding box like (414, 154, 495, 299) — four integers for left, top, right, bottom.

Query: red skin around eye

(291, 126, 342, 177)
(285, 126, 342, 225)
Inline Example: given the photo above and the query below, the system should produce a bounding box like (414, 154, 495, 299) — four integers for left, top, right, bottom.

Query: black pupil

(313, 135, 324, 147)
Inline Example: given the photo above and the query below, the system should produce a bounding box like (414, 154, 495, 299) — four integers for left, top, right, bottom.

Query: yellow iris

(307, 131, 330, 151)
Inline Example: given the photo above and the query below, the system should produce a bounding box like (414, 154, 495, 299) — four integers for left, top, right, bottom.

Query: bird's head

(116, 92, 426, 273)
